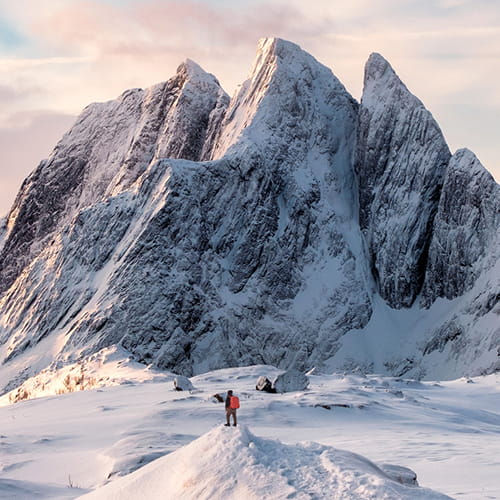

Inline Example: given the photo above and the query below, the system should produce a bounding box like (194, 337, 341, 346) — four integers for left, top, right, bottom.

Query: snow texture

(79, 425, 450, 500)
(3, 365, 489, 499)
(0, 38, 498, 391)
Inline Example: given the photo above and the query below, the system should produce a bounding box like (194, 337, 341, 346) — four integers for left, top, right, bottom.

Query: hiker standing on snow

(225, 390, 239, 426)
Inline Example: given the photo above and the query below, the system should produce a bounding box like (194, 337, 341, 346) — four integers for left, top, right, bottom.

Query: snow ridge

(79, 425, 451, 500)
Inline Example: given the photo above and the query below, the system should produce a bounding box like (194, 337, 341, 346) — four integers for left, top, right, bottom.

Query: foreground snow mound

(79, 426, 450, 500)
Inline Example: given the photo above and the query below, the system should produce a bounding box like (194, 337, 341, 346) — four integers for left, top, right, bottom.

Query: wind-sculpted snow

(356, 53, 451, 308)
(0, 38, 498, 390)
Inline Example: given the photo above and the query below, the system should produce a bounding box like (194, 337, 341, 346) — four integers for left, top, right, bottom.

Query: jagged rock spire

(356, 52, 451, 308)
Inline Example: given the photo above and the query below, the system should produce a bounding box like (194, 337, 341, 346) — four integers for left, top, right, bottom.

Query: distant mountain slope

(0, 38, 498, 392)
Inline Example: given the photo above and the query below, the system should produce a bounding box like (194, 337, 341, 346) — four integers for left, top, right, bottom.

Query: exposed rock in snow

(380, 464, 419, 486)
(256, 375, 275, 393)
(173, 375, 195, 391)
(273, 368, 309, 393)
(356, 53, 451, 308)
(78, 425, 451, 500)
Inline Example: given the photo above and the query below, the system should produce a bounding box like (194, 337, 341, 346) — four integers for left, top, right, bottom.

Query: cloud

(0, 0, 498, 199)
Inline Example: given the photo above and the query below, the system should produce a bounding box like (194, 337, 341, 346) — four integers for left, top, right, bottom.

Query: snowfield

(0, 364, 499, 499)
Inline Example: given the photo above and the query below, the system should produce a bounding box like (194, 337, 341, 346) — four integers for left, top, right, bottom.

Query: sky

(0, 0, 498, 216)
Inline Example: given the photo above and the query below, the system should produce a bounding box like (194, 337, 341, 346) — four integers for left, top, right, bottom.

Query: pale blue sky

(0, 0, 498, 215)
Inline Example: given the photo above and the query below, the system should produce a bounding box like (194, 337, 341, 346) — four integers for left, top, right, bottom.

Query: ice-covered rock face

(0, 61, 228, 295)
(0, 217, 6, 253)
(0, 38, 371, 380)
(356, 53, 451, 308)
(422, 149, 499, 306)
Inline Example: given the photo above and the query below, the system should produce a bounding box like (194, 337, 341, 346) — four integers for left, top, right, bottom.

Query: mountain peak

(452, 148, 487, 175)
(0, 38, 497, 390)
(256, 37, 301, 56)
(248, 37, 307, 82)
(357, 50, 451, 309)
(210, 36, 354, 160)
(363, 52, 401, 88)
(175, 58, 221, 86)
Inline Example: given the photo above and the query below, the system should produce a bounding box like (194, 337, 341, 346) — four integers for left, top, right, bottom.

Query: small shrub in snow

(9, 387, 31, 404)
(57, 364, 97, 395)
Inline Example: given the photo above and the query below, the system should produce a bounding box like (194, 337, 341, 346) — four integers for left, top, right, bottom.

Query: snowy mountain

(0, 38, 498, 393)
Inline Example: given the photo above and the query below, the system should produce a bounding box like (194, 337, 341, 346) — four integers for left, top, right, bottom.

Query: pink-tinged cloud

(0, 0, 498, 211)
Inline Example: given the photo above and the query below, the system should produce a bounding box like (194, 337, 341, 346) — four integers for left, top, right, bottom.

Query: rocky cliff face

(422, 148, 499, 306)
(0, 38, 498, 390)
(0, 39, 371, 381)
(0, 60, 227, 295)
(355, 53, 451, 309)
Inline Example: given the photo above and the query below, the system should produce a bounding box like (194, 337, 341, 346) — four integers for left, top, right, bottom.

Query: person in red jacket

(224, 390, 238, 426)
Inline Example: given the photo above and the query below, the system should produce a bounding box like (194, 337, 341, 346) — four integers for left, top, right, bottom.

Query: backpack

(230, 396, 240, 409)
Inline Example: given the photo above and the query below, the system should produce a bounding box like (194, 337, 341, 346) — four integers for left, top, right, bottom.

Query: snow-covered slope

(0, 38, 498, 391)
(79, 425, 450, 500)
(3, 365, 498, 499)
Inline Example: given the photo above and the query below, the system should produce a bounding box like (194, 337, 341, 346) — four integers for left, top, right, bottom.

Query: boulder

(173, 375, 194, 391)
(255, 376, 276, 393)
(380, 464, 418, 486)
(272, 369, 309, 393)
